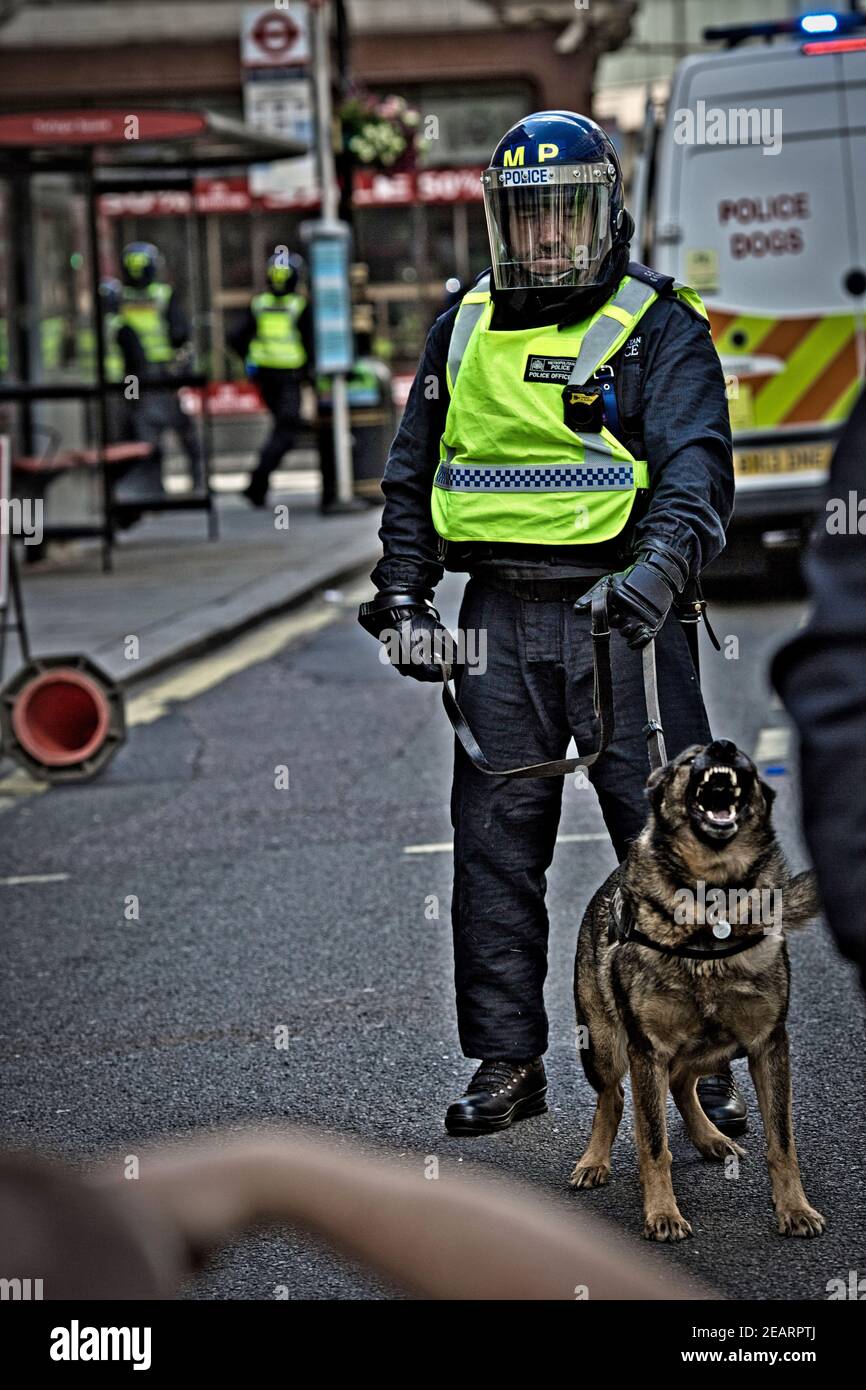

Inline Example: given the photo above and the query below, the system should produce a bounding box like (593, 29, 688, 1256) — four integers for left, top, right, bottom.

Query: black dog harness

(607, 886, 778, 959)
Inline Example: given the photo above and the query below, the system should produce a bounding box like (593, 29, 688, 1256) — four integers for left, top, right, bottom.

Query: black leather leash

(641, 638, 667, 772)
(439, 584, 667, 780)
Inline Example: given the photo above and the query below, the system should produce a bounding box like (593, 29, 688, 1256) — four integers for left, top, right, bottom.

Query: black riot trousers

(247, 373, 303, 499)
(449, 575, 712, 1062)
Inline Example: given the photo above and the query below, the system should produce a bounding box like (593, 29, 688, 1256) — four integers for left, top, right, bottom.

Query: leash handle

(641, 639, 667, 772)
(440, 588, 613, 780)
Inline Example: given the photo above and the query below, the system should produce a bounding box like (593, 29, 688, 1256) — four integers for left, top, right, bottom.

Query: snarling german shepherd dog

(570, 738, 825, 1242)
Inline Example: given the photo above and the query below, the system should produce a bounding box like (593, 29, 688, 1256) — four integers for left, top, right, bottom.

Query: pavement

(4, 473, 384, 688)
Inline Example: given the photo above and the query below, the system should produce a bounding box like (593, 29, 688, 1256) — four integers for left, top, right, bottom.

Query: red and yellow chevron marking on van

(708, 309, 864, 429)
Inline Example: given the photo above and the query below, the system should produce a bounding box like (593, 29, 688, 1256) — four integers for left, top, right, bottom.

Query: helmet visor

(482, 162, 615, 291)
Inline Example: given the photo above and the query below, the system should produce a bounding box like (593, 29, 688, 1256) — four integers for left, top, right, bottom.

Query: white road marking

(754, 726, 790, 762)
(403, 831, 610, 854)
(0, 872, 69, 886)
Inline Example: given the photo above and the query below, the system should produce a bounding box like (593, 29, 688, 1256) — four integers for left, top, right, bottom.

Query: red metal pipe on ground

(10, 667, 112, 767)
(0, 654, 125, 782)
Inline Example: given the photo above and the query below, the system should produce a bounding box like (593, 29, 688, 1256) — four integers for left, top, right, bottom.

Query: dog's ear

(645, 765, 668, 813)
(760, 778, 777, 812)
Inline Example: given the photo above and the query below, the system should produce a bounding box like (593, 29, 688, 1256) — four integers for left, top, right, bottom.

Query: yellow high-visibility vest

(432, 272, 707, 545)
(248, 292, 308, 370)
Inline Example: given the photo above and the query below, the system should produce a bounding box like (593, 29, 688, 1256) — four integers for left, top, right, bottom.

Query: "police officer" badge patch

(523, 355, 578, 384)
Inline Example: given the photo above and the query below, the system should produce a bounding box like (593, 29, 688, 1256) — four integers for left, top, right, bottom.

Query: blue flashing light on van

(800, 14, 839, 35)
(705, 11, 865, 47)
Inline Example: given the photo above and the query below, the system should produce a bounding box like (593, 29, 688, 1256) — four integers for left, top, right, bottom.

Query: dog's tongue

(705, 808, 736, 824)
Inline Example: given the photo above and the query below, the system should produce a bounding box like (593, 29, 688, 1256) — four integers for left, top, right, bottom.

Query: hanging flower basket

(338, 91, 429, 172)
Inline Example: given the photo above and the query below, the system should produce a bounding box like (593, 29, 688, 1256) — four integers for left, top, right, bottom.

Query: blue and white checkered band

(433, 463, 635, 493)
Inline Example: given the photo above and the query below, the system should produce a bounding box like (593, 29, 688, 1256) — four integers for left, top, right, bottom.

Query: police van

(633, 10, 866, 558)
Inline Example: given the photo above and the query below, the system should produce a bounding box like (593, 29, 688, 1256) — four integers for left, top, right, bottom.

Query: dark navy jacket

(772, 386, 866, 992)
(371, 268, 734, 595)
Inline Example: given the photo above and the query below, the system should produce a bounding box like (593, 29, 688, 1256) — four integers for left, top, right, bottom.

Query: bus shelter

(0, 109, 307, 569)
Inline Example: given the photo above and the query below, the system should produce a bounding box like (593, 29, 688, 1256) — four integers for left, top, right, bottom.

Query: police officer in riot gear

(230, 251, 314, 507)
(359, 112, 743, 1137)
(97, 278, 125, 384)
(118, 242, 205, 494)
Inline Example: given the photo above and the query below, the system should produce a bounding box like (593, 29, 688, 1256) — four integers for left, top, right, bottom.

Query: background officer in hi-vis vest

(230, 251, 314, 507)
(118, 242, 205, 495)
(359, 112, 741, 1138)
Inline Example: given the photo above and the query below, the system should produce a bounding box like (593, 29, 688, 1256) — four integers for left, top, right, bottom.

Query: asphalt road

(1, 573, 864, 1301)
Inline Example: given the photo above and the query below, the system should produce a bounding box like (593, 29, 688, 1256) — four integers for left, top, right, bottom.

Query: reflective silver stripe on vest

(579, 433, 617, 465)
(433, 462, 637, 492)
(447, 273, 491, 386)
(565, 278, 656, 386)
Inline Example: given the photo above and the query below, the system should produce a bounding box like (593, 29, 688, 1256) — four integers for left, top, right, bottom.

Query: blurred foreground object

(772, 387, 866, 993)
(1, 1127, 714, 1301)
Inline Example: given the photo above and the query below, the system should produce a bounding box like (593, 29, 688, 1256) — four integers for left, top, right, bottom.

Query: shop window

(354, 206, 416, 286)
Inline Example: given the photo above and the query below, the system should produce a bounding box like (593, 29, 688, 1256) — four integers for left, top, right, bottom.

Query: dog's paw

(776, 1205, 826, 1238)
(642, 1210, 692, 1242)
(697, 1134, 747, 1162)
(569, 1160, 611, 1189)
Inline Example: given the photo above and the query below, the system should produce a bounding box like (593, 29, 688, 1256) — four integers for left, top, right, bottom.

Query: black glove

(575, 541, 689, 650)
(358, 586, 454, 682)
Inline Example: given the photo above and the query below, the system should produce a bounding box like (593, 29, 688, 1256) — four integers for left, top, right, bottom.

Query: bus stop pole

(84, 154, 114, 572)
(311, 0, 354, 506)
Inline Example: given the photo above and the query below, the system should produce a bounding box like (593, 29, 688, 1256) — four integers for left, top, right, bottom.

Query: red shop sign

(416, 167, 484, 203)
(0, 109, 207, 148)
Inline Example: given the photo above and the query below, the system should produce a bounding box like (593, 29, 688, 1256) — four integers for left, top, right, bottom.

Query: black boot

(242, 481, 268, 508)
(697, 1064, 748, 1137)
(445, 1058, 547, 1137)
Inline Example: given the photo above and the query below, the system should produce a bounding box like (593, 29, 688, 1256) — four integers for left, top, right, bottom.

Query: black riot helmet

(481, 111, 634, 322)
(121, 242, 160, 288)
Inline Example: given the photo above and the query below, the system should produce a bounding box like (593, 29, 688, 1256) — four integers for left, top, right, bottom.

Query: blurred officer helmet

(266, 250, 304, 295)
(121, 242, 160, 288)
